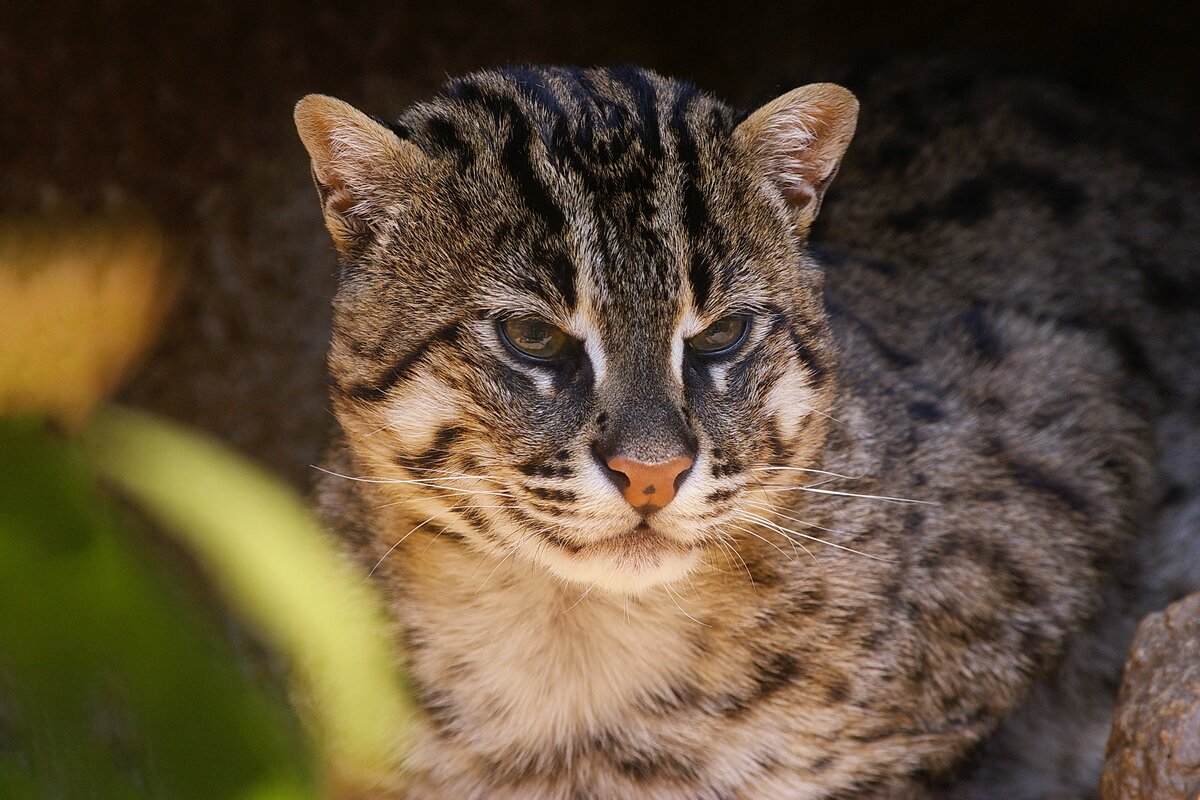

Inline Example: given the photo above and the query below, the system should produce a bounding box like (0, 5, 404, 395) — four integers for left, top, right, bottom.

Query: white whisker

(741, 499, 857, 537)
(755, 484, 937, 505)
(794, 403, 846, 424)
(726, 523, 797, 562)
(750, 466, 864, 480)
(663, 582, 708, 627)
(312, 464, 506, 492)
(366, 505, 459, 579)
(560, 581, 598, 615)
(373, 488, 516, 510)
(710, 535, 757, 593)
(736, 511, 897, 563)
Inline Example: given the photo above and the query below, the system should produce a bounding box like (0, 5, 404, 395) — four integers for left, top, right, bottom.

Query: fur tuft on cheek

(338, 370, 466, 472)
(766, 365, 818, 444)
(384, 372, 465, 453)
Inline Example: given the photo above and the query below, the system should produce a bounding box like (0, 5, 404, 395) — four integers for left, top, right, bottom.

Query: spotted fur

(298, 61, 1200, 799)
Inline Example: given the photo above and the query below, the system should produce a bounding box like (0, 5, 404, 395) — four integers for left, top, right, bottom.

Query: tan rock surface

(1102, 592, 1200, 800)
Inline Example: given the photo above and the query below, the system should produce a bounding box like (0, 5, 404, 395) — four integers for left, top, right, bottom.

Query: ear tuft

(736, 83, 859, 237)
(294, 94, 423, 254)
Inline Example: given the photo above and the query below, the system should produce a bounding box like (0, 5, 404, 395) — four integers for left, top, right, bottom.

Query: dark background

(4, 0, 1198, 483)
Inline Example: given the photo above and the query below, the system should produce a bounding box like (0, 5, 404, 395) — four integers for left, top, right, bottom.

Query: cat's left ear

(735, 83, 858, 237)
(294, 94, 427, 255)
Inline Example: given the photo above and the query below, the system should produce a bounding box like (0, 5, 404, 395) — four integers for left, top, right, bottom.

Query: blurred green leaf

(81, 406, 413, 787)
(0, 416, 316, 800)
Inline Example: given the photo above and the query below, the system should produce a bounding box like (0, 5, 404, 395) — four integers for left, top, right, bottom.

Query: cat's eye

(688, 316, 750, 355)
(499, 317, 572, 360)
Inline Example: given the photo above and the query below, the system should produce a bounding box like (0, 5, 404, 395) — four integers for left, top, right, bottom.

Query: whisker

(421, 503, 473, 552)
(793, 403, 846, 424)
(560, 581, 598, 615)
(726, 523, 797, 563)
(663, 582, 708, 627)
(732, 514, 822, 568)
(754, 485, 938, 505)
(736, 511, 897, 563)
(365, 505, 460, 579)
(699, 544, 747, 579)
(741, 498, 858, 537)
(472, 525, 541, 590)
(373, 488, 516, 510)
(709, 535, 757, 594)
(473, 537, 528, 595)
(750, 466, 865, 480)
(394, 465, 508, 483)
(312, 465, 506, 492)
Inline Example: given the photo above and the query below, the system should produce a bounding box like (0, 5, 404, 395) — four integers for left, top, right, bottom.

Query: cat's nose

(602, 455, 694, 514)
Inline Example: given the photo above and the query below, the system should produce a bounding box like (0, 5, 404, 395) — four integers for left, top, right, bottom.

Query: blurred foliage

(0, 216, 176, 429)
(0, 417, 316, 799)
(83, 407, 414, 785)
(0, 215, 412, 798)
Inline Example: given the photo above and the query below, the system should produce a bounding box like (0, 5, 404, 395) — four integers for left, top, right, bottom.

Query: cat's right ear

(294, 94, 426, 255)
(735, 84, 859, 238)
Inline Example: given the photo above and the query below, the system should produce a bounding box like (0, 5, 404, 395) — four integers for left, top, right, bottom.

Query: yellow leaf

(0, 214, 176, 428)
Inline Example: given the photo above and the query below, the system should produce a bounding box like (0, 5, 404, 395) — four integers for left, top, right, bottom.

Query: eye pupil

(500, 318, 571, 360)
(520, 323, 549, 347)
(689, 315, 748, 355)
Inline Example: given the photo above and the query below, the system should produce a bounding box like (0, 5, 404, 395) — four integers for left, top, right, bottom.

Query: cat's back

(808, 58, 1200, 797)
(816, 57, 1200, 414)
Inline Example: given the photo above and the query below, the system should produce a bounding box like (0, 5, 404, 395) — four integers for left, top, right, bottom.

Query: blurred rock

(1101, 592, 1200, 800)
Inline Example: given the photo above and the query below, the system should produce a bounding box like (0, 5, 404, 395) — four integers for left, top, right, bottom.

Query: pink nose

(605, 455, 694, 512)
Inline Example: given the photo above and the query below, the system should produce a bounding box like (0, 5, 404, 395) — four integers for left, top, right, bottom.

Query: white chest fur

(400, 550, 706, 761)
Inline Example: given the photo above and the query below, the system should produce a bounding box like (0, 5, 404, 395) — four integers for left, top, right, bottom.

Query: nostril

(674, 464, 693, 493)
(592, 442, 630, 494)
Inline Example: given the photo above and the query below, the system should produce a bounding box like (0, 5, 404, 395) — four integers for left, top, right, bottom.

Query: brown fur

(299, 60, 1200, 798)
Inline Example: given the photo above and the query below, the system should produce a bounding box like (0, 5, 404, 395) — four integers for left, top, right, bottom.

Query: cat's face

(297, 68, 856, 594)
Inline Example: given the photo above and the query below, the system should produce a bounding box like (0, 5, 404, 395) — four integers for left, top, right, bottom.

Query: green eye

(688, 316, 749, 355)
(499, 317, 572, 360)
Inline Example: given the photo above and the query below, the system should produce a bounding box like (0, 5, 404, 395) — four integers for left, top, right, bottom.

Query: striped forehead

(400, 66, 772, 329)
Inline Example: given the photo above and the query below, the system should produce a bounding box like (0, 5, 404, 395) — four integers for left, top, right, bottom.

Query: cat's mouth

(533, 519, 702, 594)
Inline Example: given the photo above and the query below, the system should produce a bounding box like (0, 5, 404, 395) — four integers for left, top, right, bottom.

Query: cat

(294, 59, 1200, 799)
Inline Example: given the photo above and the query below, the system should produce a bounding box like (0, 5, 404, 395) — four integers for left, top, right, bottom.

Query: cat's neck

(386, 529, 748, 754)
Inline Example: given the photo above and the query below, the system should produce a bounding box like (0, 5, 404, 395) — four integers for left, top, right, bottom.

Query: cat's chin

(534, 526, 702, 596)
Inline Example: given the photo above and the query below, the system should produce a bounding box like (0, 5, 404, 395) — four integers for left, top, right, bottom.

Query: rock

(1101, 592, 1200, 800)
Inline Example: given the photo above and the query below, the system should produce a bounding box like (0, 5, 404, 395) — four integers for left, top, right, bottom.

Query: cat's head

(295, 67, 857, 594)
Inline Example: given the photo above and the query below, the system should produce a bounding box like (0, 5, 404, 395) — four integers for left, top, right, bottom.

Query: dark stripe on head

(503, 66, 584, 170)
(960, 301, 1004, 364)
(761, 309, 828, 385)
(446, 81, 566, 235)
(705, 488, 739, 504)
(528, 486, 577, 503)
(346, 324, 459, 401)
(501, 109, 566, 235)
(785, 321, 829, 385)
(715, 651, 803, 718)
(549, 250, 577, 309)
(1004, 453, 1092, 515)
(539, 529, 583, 554)
(422, 115, 475, 168)
(671, 85, 714, 310)
(518, 460, 574, 479)
(606, 66, 662, 158)
(503, 66, 566, 116)
(429, 523, 467, 544)
(455, 504, 489, 533)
